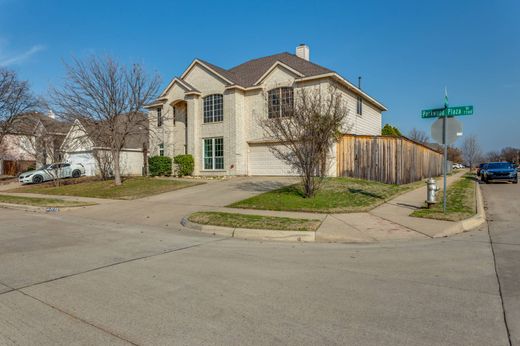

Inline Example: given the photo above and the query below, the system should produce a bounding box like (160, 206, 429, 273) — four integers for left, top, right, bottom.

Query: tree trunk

(112, 149, 122, 186)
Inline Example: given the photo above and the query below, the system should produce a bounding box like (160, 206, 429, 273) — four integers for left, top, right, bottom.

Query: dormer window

(157, 107, 163, 126)
(268, 87, 293, 118)
(203, 94, 223, 123)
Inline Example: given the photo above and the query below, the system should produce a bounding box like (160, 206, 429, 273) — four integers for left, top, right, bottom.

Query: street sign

(431, 117, 463, 145)
(422, 90, 473, 214)
(421, 105, 473, 118)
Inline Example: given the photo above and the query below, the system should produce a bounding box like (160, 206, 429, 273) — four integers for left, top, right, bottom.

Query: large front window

(203, 94, 223, 123)
(268, 87, 293, 118)
(203, 137, 224, 170)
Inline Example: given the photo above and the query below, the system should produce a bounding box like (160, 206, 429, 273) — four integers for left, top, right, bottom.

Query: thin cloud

(0, 44, 45, 66)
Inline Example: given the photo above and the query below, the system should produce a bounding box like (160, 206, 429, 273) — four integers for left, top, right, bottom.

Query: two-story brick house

(146, 45, 386, 176)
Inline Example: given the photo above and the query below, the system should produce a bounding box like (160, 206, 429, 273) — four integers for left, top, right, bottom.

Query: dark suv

(481, 162, 518, 184)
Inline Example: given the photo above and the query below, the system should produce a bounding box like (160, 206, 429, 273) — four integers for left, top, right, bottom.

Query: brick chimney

(296, 44, 310, 61)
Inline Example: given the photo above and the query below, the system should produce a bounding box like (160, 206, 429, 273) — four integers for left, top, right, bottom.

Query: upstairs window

(356, 96, 363, 116)
(268, 87, 293, 118)
(203, 94, 223, 123)
(157, 107, 163, 126)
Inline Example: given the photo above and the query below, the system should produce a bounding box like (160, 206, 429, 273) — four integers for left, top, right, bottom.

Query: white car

(18, 163, 86, 184)
(452, 163, 465, 169)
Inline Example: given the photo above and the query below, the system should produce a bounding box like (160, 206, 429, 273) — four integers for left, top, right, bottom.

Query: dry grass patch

(188, 211, 321, 232)
(229, 177, 425, 213)
(9, 177, 202, 200)
(0, 194, 95, 207)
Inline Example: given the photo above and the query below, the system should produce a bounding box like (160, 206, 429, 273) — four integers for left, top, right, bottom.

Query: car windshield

(37, 164, 51, 170)
(487, 162, 512, 169)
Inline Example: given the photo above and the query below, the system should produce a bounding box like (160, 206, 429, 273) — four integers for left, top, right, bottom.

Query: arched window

(268, 87, 293, 118)
(203, 94, 223, 123)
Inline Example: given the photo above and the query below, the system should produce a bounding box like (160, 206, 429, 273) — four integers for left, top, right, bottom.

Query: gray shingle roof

(195, 52, 333, 87)
(228, 52, 333, 87)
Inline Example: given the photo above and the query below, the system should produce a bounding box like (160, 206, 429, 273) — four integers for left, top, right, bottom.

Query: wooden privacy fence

(337, 135, 444, 184)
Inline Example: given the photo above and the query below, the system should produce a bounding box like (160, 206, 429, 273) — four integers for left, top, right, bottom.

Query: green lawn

(10, 177, 202, 200)
(411, 174, 476, 221)
(188, 211, 321, 232)
(229, 177, 424, 213)
(0, 194, 95, 207)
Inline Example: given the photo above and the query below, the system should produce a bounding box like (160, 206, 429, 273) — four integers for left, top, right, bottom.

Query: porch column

(186, 95, 200, 175)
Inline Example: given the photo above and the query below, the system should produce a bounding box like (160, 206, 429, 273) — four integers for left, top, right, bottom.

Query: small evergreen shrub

(148, 156, 172, 176)
(174, 154, 194, 177)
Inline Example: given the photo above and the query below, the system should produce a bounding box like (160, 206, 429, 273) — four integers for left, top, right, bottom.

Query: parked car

(480, 162, 518, 184)
(452, 163, 465, 169)
(18, 163, 86, 184)
(477, 163, 487, 177)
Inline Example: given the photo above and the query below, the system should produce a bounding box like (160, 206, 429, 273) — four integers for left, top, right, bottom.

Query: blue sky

(0, 0, 518, 151)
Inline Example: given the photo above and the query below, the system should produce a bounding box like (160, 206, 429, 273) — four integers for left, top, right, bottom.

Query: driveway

(63, 176, 298, 229)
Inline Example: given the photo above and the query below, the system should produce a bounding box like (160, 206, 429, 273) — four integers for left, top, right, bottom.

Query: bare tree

(500, 146, 520, 163)
(461, 135, 481, 170)
(92, 149, 113, 180)
(447, 146, 463, 163)
(52, 56, 160, 185)
(0, 68, 38, 149)
(486, 150, 502, 162)
(408, 128, 429, 144)
(259, 84, 349, 197)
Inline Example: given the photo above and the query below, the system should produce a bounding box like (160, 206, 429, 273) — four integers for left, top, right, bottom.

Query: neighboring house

(0, 112, 70, 175)
(146, 44, 387, 176)
(61, 118, 148, 177)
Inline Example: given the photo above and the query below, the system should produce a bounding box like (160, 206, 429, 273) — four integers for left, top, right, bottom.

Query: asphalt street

(482, 180, 520, 345)
(0, 180, 517, 345)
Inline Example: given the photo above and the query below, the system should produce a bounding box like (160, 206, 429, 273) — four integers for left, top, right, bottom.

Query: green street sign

(421, 105, 473, 118)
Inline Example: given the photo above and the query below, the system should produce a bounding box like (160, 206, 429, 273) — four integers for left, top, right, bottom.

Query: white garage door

(248, 145, 298, 176)
(66, 152, 97, 176)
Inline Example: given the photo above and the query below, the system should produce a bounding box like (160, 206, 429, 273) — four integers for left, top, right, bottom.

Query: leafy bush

(382, 124, 402, 137)
(174, 154, 194, 177)
(148, 156, 172, 176)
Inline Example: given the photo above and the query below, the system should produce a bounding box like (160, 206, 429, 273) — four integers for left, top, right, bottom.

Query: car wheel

(32, 175, 43, 184)
(72, 170, 81, 178)
(513, 180, 518, 184)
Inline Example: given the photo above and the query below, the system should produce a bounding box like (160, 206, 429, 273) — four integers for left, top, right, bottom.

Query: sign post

(421, 91, 473, 213)
(442, 92, 448, 212)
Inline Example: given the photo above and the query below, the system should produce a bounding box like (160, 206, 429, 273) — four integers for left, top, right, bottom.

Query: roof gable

(180, 59, 235, 85)
(228, 52, 333, 87)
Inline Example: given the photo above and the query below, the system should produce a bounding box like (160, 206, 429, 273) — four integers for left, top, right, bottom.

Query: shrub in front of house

(148, 156, 172, 176)
(173, 154, 194, 177)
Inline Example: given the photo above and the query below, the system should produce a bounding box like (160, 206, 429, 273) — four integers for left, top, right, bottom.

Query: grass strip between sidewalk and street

(0, 194, 96, 207)
(228, 177, 425, 213)
(9, 177, 203, 200)
(411, 174, 476, 221)
(188, 211, 321, 232)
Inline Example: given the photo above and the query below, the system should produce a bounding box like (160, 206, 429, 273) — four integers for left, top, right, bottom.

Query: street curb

(0, 203, 47, 213)
(433, 180, 486, 238)
(0, 202, 89, 214)
(180, 217, 315, 242)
